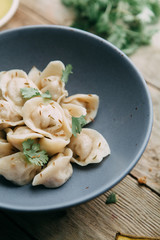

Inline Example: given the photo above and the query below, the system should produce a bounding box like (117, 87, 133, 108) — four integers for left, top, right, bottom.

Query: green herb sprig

(62, 0, 160, 55)
(21, 88, 52, 100)
(61, 64, 73, 84)
(22, 139, 49, 166)
(72, 115, 87, 137)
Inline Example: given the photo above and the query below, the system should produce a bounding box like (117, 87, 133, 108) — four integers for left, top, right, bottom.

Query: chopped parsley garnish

(62, 0, 160, 55)
(20, 88, 40, 99)
(22, 139, 49, 166)
(41, 90, 52, 99)
(21, 88, 52, 100)
(72, 115, 87, 137)
(105, 192, 118, 204)
(61, 64, 73, 84)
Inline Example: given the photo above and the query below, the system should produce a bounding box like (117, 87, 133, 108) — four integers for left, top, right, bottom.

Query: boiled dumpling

(0, 152, 41, 185)
(0, 70, 39, 116)
(6, 126, 43, 151)
(68, 128, 110, 166)
(32, 148, 73, 188)
(38, 61, 68, 103)
(62, 94, 99, 123)
(0, 130, 16, 157)
(62, 103, 87, 128)
(22, 97, 72, 139)
(39, 135, 70, 156)
(0, 100, 23, 129)
(28, 66, 41, 87)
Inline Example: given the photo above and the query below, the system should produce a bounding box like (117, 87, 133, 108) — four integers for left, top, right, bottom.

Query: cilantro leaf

(20, 88, 40, 99)
(21, 88, 52, 100)
(62, 0, 160, 55)
(72, 115, 87, 137)
(61, 64, 73, 84)
(41, 90, 52, 99)
(22, 139, 49, 166)
(105, 192, 118, 204)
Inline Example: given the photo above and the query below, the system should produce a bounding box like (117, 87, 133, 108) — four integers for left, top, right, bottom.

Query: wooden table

(0, 1, 160, 239)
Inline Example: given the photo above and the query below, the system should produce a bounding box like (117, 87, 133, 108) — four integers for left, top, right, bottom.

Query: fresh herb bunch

(62, 0, 160, 55)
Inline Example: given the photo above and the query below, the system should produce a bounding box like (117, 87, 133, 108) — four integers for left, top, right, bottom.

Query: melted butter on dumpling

(0, 100, 23, 129)
(0, 70, 39, 116)
(6, 126, 43, 151)
(62, 94, 99, 124)
(68, 128, 110, 166)
(0, 152, 41, 185)
(32, 148, 73, 188)
(22, 97, 72, 139)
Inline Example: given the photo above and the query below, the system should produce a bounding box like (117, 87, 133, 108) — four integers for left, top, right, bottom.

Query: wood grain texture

(130, 22, 160, 89)
(131, 85, 160, 194)
(20, 0, 74, 26)
(6, 176, 160, 240)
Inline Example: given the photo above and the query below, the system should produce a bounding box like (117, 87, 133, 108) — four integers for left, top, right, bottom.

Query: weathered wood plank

(0, 211, 32, 240)
(20, 0, 74, 26)
(1, 1, 49, 31)
(130, 22, 160, 89)
(6, 176, 160, 240)
(131, 85, 160, 194)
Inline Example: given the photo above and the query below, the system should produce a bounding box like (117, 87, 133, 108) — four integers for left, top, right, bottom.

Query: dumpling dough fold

(68, 128, 110, 166)
(32, 61, 68, 102)
(0, 70, 39, 116)
(0, 100, 23, 129)
(32, 148, 73, 188)
(6, 126, 43, 151)
(22, 97, 72, 139)
(62, 94, 99, 123)
(0, 130, 16, 157)
(0, 152, 41, 185)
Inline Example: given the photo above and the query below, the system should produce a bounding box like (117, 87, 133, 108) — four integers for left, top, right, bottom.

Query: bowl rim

(0, 25, 153, 212)
(0, 0, 19, 28)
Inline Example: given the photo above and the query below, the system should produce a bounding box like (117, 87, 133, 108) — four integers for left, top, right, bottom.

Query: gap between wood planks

(129, 172, 160, 197)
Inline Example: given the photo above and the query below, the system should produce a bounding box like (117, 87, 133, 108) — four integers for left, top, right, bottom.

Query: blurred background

(1, 0, 160, 56)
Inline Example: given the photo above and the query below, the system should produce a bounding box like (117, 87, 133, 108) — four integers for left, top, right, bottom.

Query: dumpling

(0, 70, 39, 116)
(68, 128, 110, 166)
(0, 100, 23, 129)
(32, 148, 73, 188)
(6, 126, 43, 151)
(62, 103, 87, 128)
(0, 152, 41, 185)
(0, 130, 16, 157)
(39, 136, 70, 156)
(28, 66, 41, 87)
(22, 97, 72, 139)
(38, 61, 68, 102)
(62, 94, 99, 123)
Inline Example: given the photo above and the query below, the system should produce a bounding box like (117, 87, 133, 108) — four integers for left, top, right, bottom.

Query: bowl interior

(0, 26, 152, 211)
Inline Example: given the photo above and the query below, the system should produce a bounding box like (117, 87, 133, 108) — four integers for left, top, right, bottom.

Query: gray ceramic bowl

(0, 26, 152, 211)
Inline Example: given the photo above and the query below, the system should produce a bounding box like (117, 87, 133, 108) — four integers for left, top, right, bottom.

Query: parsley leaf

(61, 64, 73, 84)
(20, 88, 40, 99)
(41, 90, 52, 99)
(62, 0, 160, 55)
(22, 139, 49, 166)
(21, 88, 52, 100)
(105, 192, 118, 204)
(72, 115, 86, 137)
